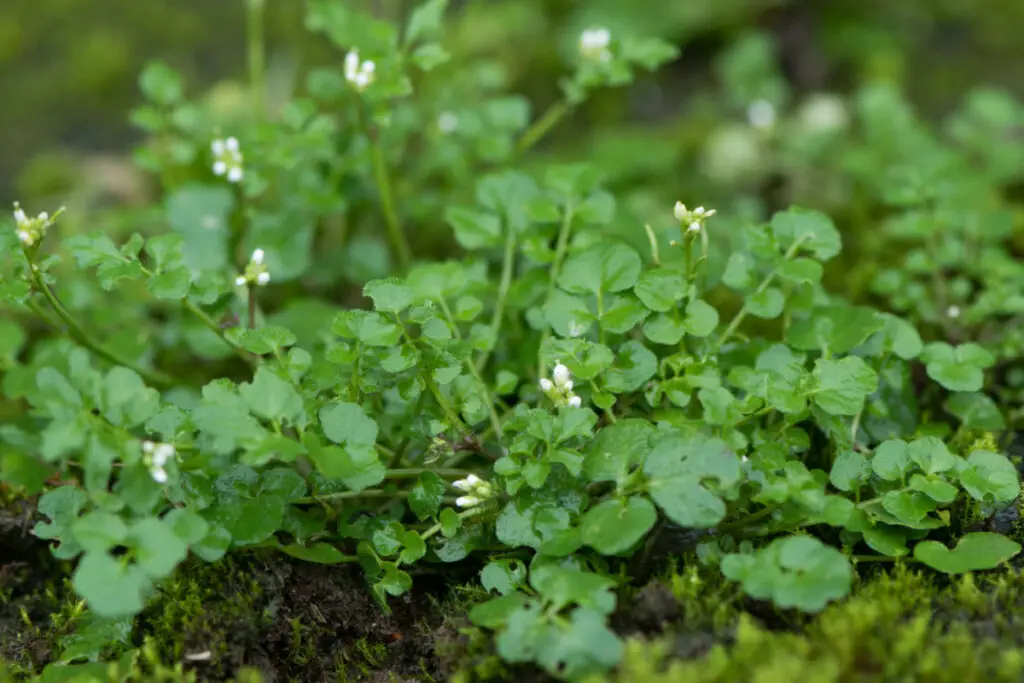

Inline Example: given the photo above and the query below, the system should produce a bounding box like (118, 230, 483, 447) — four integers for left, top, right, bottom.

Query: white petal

(38, 212, 48, 222)
(225, 137, 239, 152)
(211, 139, 225, 155)
(151, 468, 168, 484)
(539, 378, 554, 392)
(227, 167, 244, 183)
(674, 201, 687, 221)
(213, 161, 228, 175)
(235, 275, 248, 286)
(345, 50, 360, 81)
(16, 230, 32, 245)
(251, 248, 265, 264)
(688, 221, 701, 232)
(257, 272, 271, 285)
(141, 440, 155, 453)
(465, 474, 482, 487)
(567, 395, 582, 408)
(13, 208, 27, 224)
(362, 60, 376, 75)
(563, 380, 573, 392)
(552, 363, 571, 386)
(453, 478, 474, 491)
(455, 496, 480, 508)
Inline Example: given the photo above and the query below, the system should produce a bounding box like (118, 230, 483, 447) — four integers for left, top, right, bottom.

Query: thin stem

(717, 506, 778, 533)
(475, 218, 517, 372)
(26, 263, 173, 388)
(537, 200, 576, 378)
(644, 224, 661, 266)
(517, 100, 570, 154)
(246, 0, 266, 119)
(247, 287, 257, 329)
(716, 236, 808, 348)
(436, 298, 503, 441)
(369, 133, 412, 271)
(183, 299, 255, 365)
(385, 468, 470, 480)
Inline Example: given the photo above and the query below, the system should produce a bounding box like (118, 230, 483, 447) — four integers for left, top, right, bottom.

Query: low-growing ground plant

(2, 1, 1024, 681)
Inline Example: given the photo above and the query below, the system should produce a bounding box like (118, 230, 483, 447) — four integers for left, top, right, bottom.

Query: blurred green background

(4, 0, 1024, 206)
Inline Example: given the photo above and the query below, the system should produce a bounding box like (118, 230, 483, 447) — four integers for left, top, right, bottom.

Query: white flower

(947, 305, 961, 319)
(13, 207, 28, 226)
(456, 495, 481, 509)
(257, 272, 271, 286)
(344, 50, 376, 91)
(674, 202, 687, 222)
(211, 136, 244, 183)
(151, 443, 176, 467)
(151, 468, 169, 484)
(567, 395, 582, 408)
(540, 378, 554, 392)
(453, 474, 482, 492)
(235, 275, 247, 286)
(688, 222, 701, 233)
(747, 99, 777, 129)
(741, 455, 750, 463)
(552, 362, 571, 388)
(12, 202, 59, 247)
(579, 27, 612, 61)
(251, 248, 265, 265)
(16, 230, 32, 245)
(141, 440, 155, 454)
(236, 248, 270, 287)
(562, 380, 573, 392)
(438, 112, 459, 134)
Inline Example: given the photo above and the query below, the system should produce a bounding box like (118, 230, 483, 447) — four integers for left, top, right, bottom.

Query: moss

(596, 568, 1024, 683)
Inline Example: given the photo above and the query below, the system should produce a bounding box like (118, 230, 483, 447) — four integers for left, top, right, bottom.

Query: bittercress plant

(1, 1, 1022, 680)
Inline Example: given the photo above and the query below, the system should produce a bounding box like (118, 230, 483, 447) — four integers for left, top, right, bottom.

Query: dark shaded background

(3, 0, 1024, 203)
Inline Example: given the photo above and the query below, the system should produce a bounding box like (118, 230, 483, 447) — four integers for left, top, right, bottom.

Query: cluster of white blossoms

(345, 49, 376, 91)
(579, 27, 612, 62)
(142, 440, 176, 484)
(540, 361, 582, 408)
(12, 202, 58, 247)
(211, 137, 244, 183)
(453, 474, 494, 509)
(235, 248, 271, 287)
(673, 202, 716, 233)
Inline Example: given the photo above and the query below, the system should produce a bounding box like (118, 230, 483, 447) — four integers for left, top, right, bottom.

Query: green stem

(246, 0, 266, 119)
(517, 100, 570, 154)
(26, 263, 173, 388)
(420, 506, 484, 543)
(294, 489, 459, 505)
(537, 200, 576, 378)
(716, 236, 808, 348)
(182, 299, 255, 365)
(370, 135, 412, 271)
(476, 218, 517, 372)
(385, 468, 470, 480)
(717, 506, 778, 532)
(437, 298, 503, 441)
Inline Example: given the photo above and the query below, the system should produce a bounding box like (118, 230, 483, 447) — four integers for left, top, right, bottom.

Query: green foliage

(4, 0, 1024, 681)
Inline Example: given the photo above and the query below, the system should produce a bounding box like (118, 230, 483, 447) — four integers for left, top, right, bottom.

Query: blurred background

(5, 0, 1024, 206)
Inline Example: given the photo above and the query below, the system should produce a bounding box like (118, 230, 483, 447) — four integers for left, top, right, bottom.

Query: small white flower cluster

(673, 202, 716, 234)
(747, 99, 777, 130)
(453, 474, 493, 509)
(437, 111, 459, 134)
(345, 50, 376, 91)
(211, 137, 244, 183)
(235, 248, 271, 287)
(947, 305, 961, 319)
(579, 27, 612, 62)
(540, 361, 582, 408)
(142, 440, 176, 484)
(12, 202, 57, 247)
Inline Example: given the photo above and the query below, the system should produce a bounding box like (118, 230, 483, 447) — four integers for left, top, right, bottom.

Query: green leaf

(583, 419, 655, 483)
(71, 512, 128, 554)
(945, 392, 1005, 430)
(746, 287, 785, 319)
(363, 279, 414, 314)
(469, 592, 531, 628)
(812, 357, 878, 416)
(280, 542, 351, 564)
(128, 518, 188, 579)
(405, 0, 448, 44)
(881, 490, 936, 525)
(907, 436, 956, 475)
(603, 341, 657, 393)
(481, 560, 527, 595)
(643, 434, 741, 528)
(559, 243, 642, 296)
(721, 535, 852, 612)
(72, 553, 150, 618)
(240, 367, 305, 424)
(100, 367, 159, 428)
(139, 60, 183, 105)
(634, 269, 686, 312)
(445, 206, 501, 250)
(830, 450, 870, 492)
(920, 342, 994, 393)
(580, 496, 657, 555)
(684, 299, 719, 337)
(960, 450, 1020, 504)
(163, 509, 209, 545)
(320, 402, 378, 447)
(872, 439, 912, 481)
(913, 533, 1021, 573)
(788, 306, 885, 354)
(770, 208, 842, 261)
(409, 472, 446, 521)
